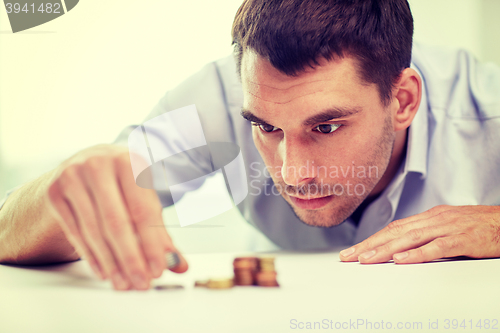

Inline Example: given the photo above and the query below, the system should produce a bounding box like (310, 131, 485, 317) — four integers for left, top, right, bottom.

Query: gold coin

(259, 263, 275, 271)
(258, 257, 275, 263)
(194, 280, 209, 287)
(206, 278, 234, 289)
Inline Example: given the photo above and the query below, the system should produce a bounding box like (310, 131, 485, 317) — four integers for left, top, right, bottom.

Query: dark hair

(231, 0, 413, 106)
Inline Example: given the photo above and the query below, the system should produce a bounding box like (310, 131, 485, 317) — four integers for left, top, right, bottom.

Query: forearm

(0, 170, 79, 265)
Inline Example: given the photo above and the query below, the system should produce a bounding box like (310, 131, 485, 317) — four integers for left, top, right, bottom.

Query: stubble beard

(276, 113, 396, 228)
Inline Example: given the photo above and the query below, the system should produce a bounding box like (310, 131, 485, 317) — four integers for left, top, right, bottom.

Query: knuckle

(84, 156, 107, 174)
(59, 166, 80, 190)
(125, 151, 146, 167)
(47, 181, 60, 197)
(116, 153, 132, 169)
(434, 237, 449, 249)
(46, 183, 61, 205)
(407, 228, 423, 242)
(449, 236, 463, 249)
(114, 153, 134, 177)
(387, 221, 403, 235)
(431, 205, 449, 214)
(379, 243, 392, 254)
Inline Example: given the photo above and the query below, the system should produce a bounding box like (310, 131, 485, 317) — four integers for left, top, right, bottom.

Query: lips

(288, 195, 334, 210)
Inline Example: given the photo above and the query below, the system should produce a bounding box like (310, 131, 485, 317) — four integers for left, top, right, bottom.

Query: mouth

(288, 195, 334, 210)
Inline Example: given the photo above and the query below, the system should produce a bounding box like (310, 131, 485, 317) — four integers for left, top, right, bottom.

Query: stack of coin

(195, 256, 279, 289)
(233, 257, 258, 286)
(256, 257, 279, 287)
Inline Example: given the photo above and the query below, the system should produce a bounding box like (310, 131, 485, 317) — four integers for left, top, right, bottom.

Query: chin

(291, 206, 352, 228)
(286, 193, 366, 228)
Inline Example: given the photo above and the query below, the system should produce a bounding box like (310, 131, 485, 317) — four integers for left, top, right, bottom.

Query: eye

(258, 124, 279, 133)
(314, 124, 341, 134)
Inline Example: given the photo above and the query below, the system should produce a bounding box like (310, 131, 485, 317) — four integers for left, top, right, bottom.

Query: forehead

(240, 50, 368, 105)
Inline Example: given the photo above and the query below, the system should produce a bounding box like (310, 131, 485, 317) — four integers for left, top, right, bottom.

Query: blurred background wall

(1, 0, 499, 197)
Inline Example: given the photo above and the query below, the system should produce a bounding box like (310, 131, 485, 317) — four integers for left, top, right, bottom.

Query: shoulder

(166, 55, 236, 109)
(411, 42, 500, 120)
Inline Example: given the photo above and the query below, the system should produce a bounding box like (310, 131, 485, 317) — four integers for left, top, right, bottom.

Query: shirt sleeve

(113, 59, 236, 208)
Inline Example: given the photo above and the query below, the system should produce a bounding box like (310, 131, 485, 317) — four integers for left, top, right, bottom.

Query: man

(1, 0, 499, 291)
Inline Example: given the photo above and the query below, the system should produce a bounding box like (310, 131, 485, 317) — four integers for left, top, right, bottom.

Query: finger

(154, 216, 189, 273)
(168, 251, 189, 273)
(155, 221, 189, 273)
(392, 234, 469, 264)
(357, 224, 453, 264)
(83, 157, 152, 290)
(117, 159, 170, 279)
(339, 206, 455, 262)
(161, 231, 189, 273)
(63, 176, 131, 290)
(47, 182, 102, 279)
(118, 154, 188, 274)
(339, 220, 409, 262)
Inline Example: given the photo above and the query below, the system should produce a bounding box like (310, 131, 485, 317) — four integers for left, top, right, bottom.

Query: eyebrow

(240, 107, 361, 127)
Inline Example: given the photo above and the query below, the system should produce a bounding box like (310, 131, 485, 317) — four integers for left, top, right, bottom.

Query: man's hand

(44, 144, 187, 290)
(339, 205, 500, 264)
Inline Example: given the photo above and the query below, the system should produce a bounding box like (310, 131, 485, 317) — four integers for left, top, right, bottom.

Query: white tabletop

(1, 250, 499, 333)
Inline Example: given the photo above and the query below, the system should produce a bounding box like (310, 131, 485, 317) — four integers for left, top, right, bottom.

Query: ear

(391, 68, 422, 132)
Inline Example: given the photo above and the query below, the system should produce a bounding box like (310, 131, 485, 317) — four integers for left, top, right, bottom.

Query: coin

(195, 278, 234, 289)
(258, 257, 276, 272)
(206, 278, 234, 289)
(194, 280, 209, 287)
(256, 271, 279, 287)
(154, 284, 185, 290)
(165, 252, 180, 269)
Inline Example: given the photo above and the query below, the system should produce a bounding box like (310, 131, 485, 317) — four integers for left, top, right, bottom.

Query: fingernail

(111, 272, 128, 290)
(340, 247, 355, 257)
(165, 252, 180, 269)
(131, 273, 148, 289)
(359, 250, 376, 260)
(394, 252, 408, 261)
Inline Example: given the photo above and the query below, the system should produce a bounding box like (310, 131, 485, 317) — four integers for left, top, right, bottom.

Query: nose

(279, 135, 316, 186)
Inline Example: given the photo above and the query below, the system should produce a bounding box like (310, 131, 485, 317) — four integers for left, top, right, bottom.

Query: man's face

(241, 51, 397, 227)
